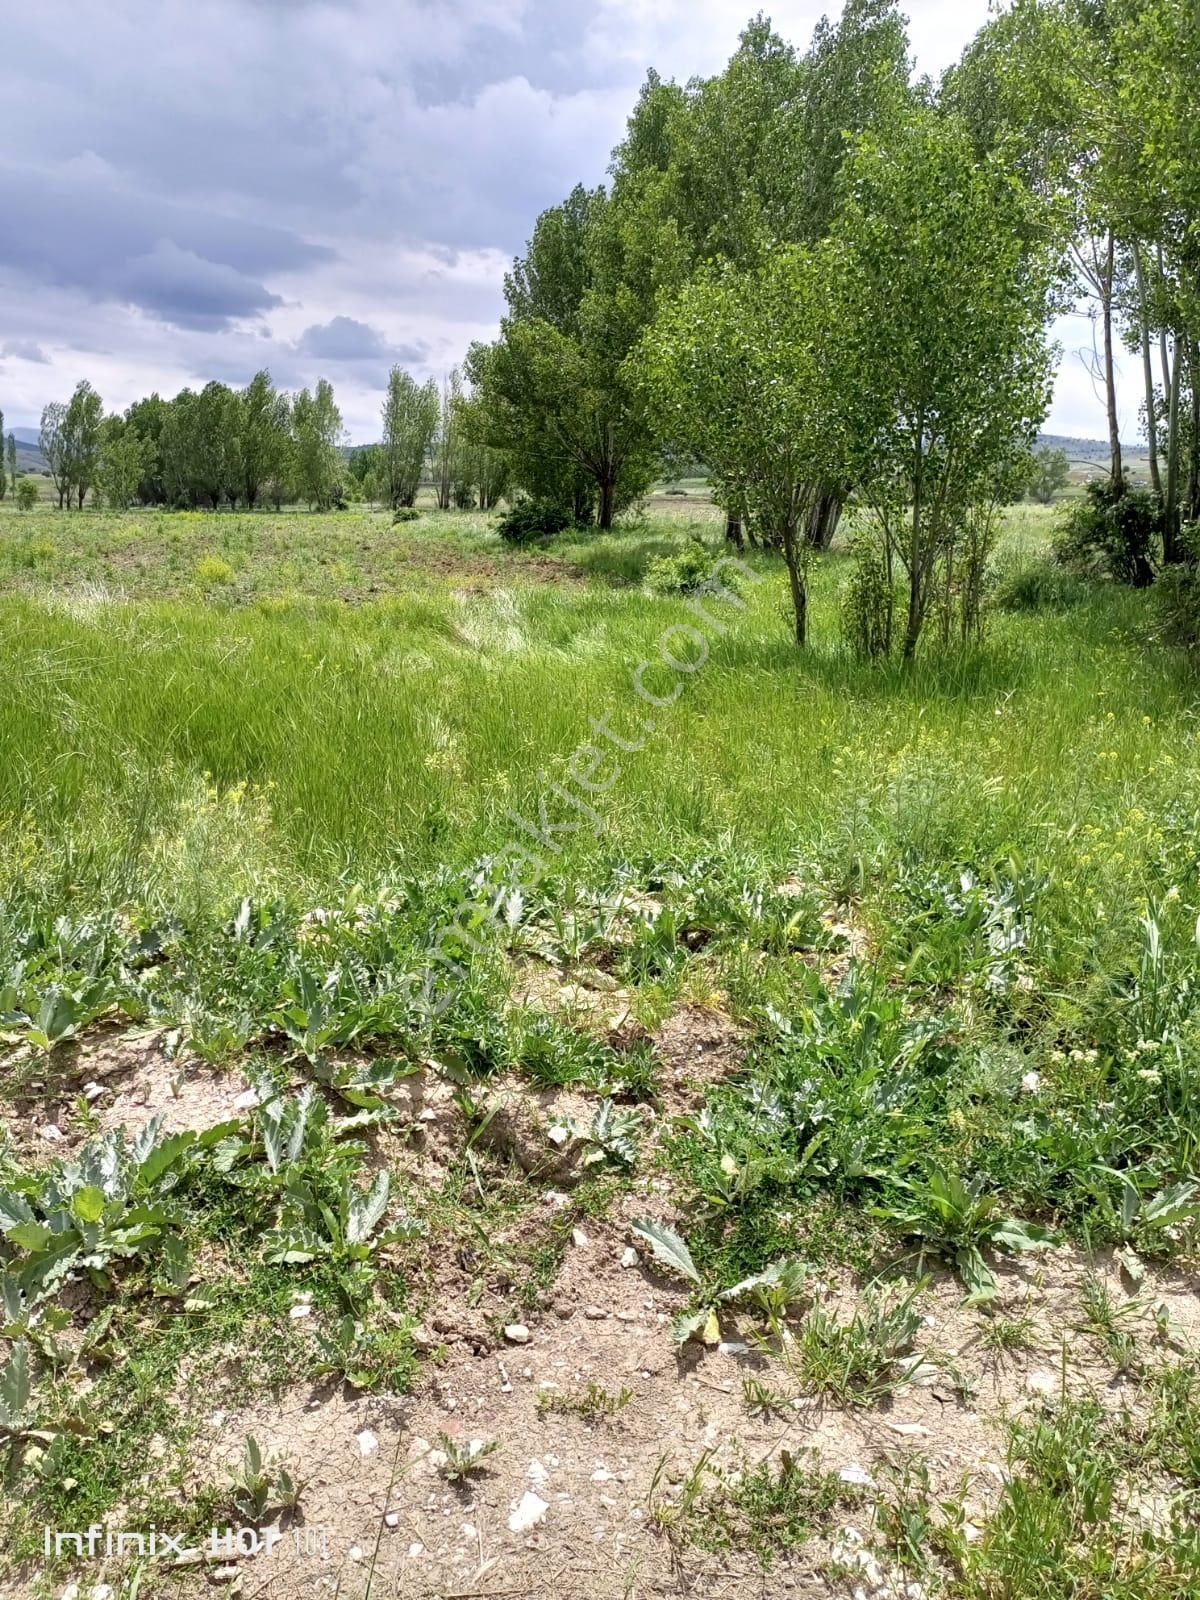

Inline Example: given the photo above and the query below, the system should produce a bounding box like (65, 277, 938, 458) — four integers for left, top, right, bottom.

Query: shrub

(392, 507, 420, 523)
(644, 537, 739, 596)
(495, 499, 572, 545)
(992, 553, 1087, 612)
(840, 530, 894, 658)
(1054, 480, 1159, 587)
(195, 555, 234, 586)
(1154, 532, 1200, 650)
(15, 478, 39, 510)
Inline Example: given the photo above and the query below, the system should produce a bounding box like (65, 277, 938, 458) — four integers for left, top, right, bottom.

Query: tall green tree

(639, 246, 852, 645)
(64, 381, 104, 509)
(39, 402, 69, 510)
(96, 415, 146, 510)
(381, 367, 439, 509)
(469, 184, 660, 529)
(834, 104, 1057, 658)
(5, 433, 15, 498)
(236, 370, 290, 509)
(291, 378, 343, 510)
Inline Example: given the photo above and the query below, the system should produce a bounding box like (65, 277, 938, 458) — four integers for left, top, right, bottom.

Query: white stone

(508, 1491, 548, 1533)
(572, 1228, 590, 1248)
(620, 1247, 639, 1268)
(887, 1422, 932, 1438)
(82, 1082, 107, 1102)
(357, 1429, 380, 1458)
(38, 1124, 64, 1142)
(504, 1323, 531, 1344)
(408, 1541, 424, 1558)
(61, 1588, 81, 1600)
(839, 1465, 876, 1488)
(288, 1302, 312, 1319)
(528, 1460, 549, 1487)
(1021, 1070, 1041, 1094)
(91, 1588, 115, 1600)
(349, 1546, 363, 1562)
(233, 1088, 260, 1110)
(384, 1512, 400, 1529)
(591, 1468, 613, 1483)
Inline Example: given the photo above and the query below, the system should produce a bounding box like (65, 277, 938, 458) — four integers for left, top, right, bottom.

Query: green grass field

(0, 501, 1198, 1597)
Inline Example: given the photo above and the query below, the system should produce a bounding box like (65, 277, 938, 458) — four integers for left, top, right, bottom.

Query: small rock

(887, 1422, 932, 1438)
(508, 1491, 548, 1533)
(407, 1542, 424, 1558)
(528, 1460, 550, 1487)
(288, 1302, 312, 1319)
(233, 1088, 260, 1110)
(82, 1082, 107, 1102)
(591, 1468, 613, 1483)
(61, 1587, 81, 1600)
(1027, 1370, 1059, 1397)
(38, 1124, 64, 1142)
(357, 1429, 380, 1458)
(384, 1512, 400, 1528)
(209, 1410, 225, 1428)
(584, 1305, 608, 1320)
(91, 1588, 116, 1600)
(504, 1323, 531, 1345)
(349, 1546, 364, 1562)
(572, 1227, 591, 1248)
(839, 1464, 876, 1488)
(620, 1247, 639, 1268)
(1021, 1070, 1041, 1094)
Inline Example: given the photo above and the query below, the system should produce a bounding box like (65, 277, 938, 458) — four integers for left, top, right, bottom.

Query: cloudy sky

(0, 0, 1135, 442)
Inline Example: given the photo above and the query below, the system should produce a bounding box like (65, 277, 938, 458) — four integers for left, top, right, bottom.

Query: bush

(1055, 480, 1159, 587)
(392, 506, 420, 523)
(195, 555, 234, 586)
(644, 537, 740, 596)
(840, 530, 894, 658)
(1154, 531, 1200, 650)
(992, 553, 1087, 612)
(15, 478, 39, 510)
(495, 499, 572, 545)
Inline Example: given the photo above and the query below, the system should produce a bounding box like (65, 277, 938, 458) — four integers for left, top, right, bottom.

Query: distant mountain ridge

(1037, 432, 1139, 461)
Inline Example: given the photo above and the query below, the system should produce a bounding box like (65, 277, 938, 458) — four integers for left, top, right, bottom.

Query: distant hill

(8, 427, 47, 474)
(1037, 433, 1141, 462)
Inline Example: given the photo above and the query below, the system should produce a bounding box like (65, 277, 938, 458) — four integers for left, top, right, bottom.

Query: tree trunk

(780, 525, 807, 647)
(1133, 244, 1163, 500)
(1164, 334, 1184, 564)
(724, 511, 743, 548)
(1188, 341, 1200, 525)
(805, 486, 845, 551)
(1102, 232, 1124, 491)
(598, 474, 616, 531)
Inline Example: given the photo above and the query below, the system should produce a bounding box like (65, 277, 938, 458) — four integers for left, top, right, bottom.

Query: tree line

(28, 366, 507, 516)
(463, 0, 1199, 657)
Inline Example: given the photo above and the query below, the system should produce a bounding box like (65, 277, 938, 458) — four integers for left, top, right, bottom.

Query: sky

(0, 0, 1138, 444)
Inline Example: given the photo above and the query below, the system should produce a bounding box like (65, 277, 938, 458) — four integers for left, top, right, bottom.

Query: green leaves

(0, 1341, 32, 1431)
(630, 1218, 701, 1285)
(346, 1172, 390, 1247)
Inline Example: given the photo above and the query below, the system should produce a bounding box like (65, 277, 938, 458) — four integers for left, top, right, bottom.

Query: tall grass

(0, 506, 1193, 986)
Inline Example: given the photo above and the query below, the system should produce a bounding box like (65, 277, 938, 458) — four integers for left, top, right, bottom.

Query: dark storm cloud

(297, 318, 394, 361)
(2, 339, 49, 363)
(0, 164, 326, 331)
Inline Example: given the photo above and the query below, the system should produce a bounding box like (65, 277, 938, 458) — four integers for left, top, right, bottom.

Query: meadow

(0, 499, 1198, 1598)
